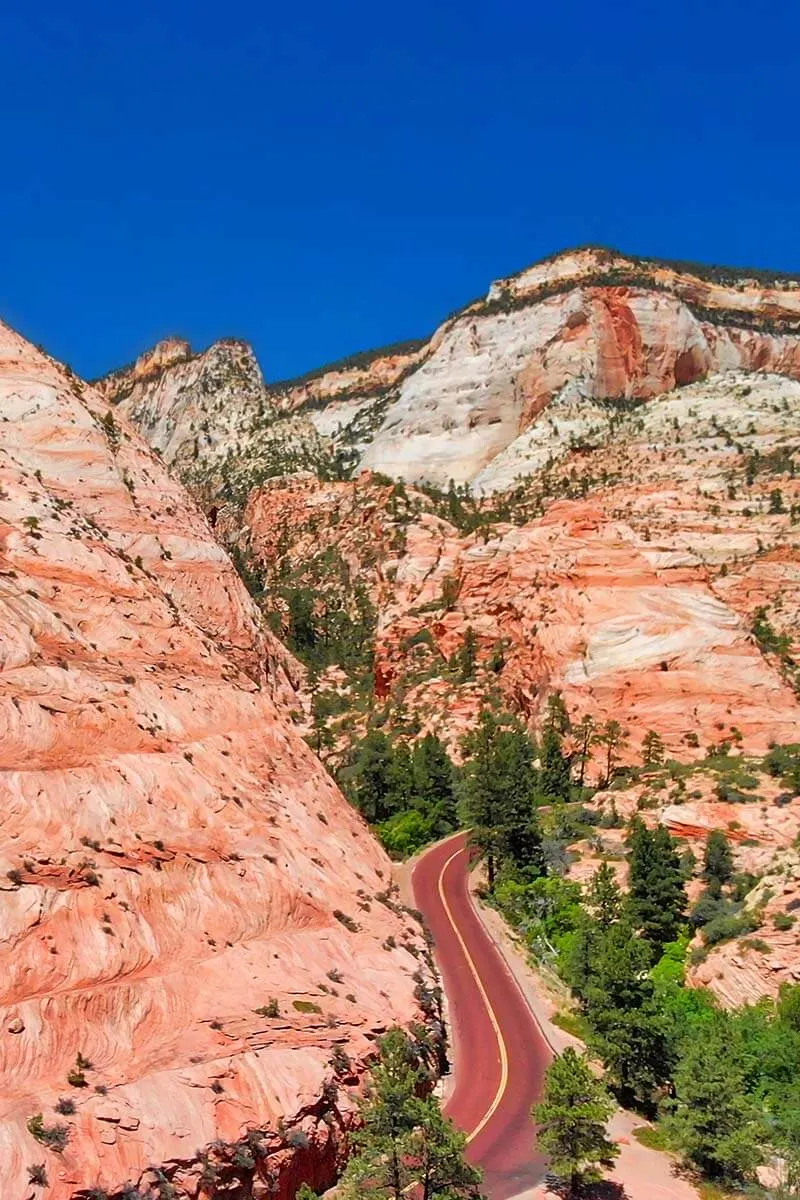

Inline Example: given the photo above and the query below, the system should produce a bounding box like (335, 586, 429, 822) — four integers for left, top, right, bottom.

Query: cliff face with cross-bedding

(0, 319, 429, 1200)
(103, 248, 800, 499)
(224, 368, 800, 1008)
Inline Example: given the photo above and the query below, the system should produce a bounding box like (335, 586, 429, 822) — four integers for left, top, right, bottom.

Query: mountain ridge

(100, 244, 800, 410)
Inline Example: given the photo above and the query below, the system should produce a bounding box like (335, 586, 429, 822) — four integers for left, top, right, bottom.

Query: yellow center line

(436, 842, 509, 1144)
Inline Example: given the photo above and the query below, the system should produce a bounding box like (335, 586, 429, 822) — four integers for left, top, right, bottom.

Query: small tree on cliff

(573, 713, 595, 789)
(341, 1029, 484, 1200)
(533, 1048, 618, 1194)
(544, 690, 571, 736)
(641, 729, 665, 768)
(593, 720, 627, 787)
(539, 726, 572, 802)
(703, 829, 734, 891)
(458, 626, 479, 680)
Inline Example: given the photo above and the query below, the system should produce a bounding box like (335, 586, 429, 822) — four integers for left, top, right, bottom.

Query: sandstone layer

(355, 249, 800, 489)
(0, 322, 427, 1199)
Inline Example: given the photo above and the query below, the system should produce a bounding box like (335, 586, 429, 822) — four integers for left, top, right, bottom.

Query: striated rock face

(352, 250, 800, 489)
(102, 248, 800, 500)
(0, 322, 427, 1198)
(268, 341, 429, 433)
(100, 338, 328, 506)
(230, 371, 800, 763)
(688, 850, 800, 1007)
(96, 337, 268, 468)
(379, 370, 800, 752)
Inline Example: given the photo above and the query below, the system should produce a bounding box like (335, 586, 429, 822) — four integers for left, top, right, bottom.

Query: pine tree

(309, 689, 336, 758)
(641, 729, 665, 767)
(458, 626, 478, 681)
(562, 911, 597, 1000)
(412, 733, 457, 837)
(343, 1028, 421, 1199)
(461, 711, 504, 891)
(626, 820, 687, 955)
(387, 741, 415, 813)
(593, 720, 627, 787)
(287, 587, 318, 657)
(494, 724, 544, 878)
(703, 829, 734, 889)
(544, 691, 571, 735)
(584, 919, 670, 1104)
(351, 731, 399, 824)
(411, 1096, 484, 1200)
(533, 1048, 618, 1193)
(539, 726, 572, 802)
(573, 713, 595, 789)
(587, 862, 622, 929)
(341, 1029, 484, 1200)
(461, 710, 540, 888)
(664, 1016, 764, 1181)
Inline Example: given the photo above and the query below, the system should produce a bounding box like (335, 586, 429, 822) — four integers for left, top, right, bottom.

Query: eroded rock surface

(100, 338, 328, 505)
(0, 321, 427, 1199)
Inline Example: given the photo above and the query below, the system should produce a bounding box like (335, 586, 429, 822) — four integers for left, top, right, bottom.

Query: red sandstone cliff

(0, 321, 428, 1199)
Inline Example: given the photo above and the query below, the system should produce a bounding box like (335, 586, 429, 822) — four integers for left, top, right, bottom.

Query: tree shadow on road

(545, 1176, 629, 1200)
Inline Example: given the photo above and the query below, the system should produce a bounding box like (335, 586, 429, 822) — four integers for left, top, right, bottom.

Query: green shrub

(255, 998, 280, 1018)
(739, 937, 771, 954)
(377, 810, 433, 858)
(27, 1114, 69, 1151)
(702, 911, 758, 947)
(292, 1000, 322, 1014)
(333, 909, 360, 932)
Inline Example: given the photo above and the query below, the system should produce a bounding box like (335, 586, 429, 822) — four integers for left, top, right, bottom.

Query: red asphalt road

(412, 833, 551, 1200)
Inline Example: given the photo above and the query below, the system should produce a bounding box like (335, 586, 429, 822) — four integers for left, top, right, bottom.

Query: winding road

(412, 832, 551, 1200)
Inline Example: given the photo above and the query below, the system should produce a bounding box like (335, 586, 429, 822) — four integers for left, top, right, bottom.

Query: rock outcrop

(353, 249, 800, 489)
(0, 321, 428, 1199)
(99, 338, 328, 505)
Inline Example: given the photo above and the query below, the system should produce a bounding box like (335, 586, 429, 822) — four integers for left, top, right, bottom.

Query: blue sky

(2, 0, 798, 382)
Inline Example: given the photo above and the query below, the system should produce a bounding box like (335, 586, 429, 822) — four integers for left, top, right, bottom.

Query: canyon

(100, 247, 800, 1012)
(3, 244, 800, 1196)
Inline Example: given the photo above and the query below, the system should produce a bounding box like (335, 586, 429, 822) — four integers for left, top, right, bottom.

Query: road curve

(412, 832, 551, 1200)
